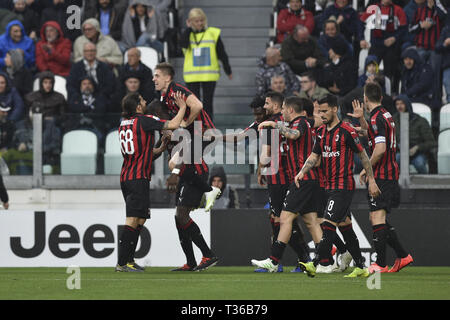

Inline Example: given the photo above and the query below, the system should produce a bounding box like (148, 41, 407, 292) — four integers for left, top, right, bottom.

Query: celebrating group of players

(115, 62, 413, 276)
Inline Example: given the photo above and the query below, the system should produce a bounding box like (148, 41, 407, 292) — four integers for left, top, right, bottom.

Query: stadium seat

(384, 76, 391, 96)
(60, 130, 98, 175)
(32, 75, 67, 99)
(124, 47, 159, 72)
(411, 103, 432, 126)
(440, 103, 450, 132)
(104, 130, 122, 175)
(437, 129, 450, 174)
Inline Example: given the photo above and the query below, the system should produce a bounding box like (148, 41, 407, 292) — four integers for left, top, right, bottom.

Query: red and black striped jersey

(286, 116, 317, 180)
(160, 81, 215, 131)
(262, 113, 291, 185)
(313, 121, 364, 191)
(410, 4, 445, 50)
(119, 114, 166, 182)
(368, 106, 399, 181)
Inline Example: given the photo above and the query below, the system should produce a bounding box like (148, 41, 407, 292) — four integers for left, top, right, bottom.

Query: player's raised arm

(348, 99, 369, 136)
(164, 92, 188, 130)
(294, 152, 320, 188)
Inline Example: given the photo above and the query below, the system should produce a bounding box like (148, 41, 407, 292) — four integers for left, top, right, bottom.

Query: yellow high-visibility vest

(183, 27, 221, 83)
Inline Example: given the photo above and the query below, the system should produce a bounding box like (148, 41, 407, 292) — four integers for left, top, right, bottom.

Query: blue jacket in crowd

(400, 48, 434, 104)
(435, 25, 450, 70)
(0, 71, 24, 122)
(0, 20, 35, 69)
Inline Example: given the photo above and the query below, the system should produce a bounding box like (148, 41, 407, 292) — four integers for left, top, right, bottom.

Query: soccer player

(251, 96, 321, 273)
(116, 92, 187, 272)
(153, 62, 220, 272)
(348, 82, 413, 273)
(256, 92, 311, 272)
(294, 94, 381, 278)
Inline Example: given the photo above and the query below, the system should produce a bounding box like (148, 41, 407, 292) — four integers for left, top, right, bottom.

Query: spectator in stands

(357, 55, 380, 88)
(24, 71, 65, 168)
(40, 0, 82, 43)
(276, 0, 317, 14)
(12, 0, 39, 41)
(322, 36, 358, 96)
(208, 166, 239, 209)
(67, 42, 116, 100)
(276, 0, 315, 44)
(0, 72, 24, 122)
(68, 76, 107, 114)
(400, 47, 434, 104)
(83, 0, 127, 42)
(112, 72, 153, 112)
(0, 20, 34, 70)
(118, 47, 155, 101)
(73, 18, 123, 67)
(270, 75, 295, 97)
(436, 24, 450, 103)
(180, 8, 232, 120)
(4, 48, 32, 97)
(24, 71, 66, 118)
(35, 21, 72, 77)
(361, 0, 408, 92)
(67, 76, 108, 144)
(0, 102, 16, 152)
(319, 0, 367, 49)
(148, 0, 172, 38)
(298, 71, 330, 101)
(120, 0, 164, 55)
(393, 94, 436, 174)
(256, 46, 300, 97)
(0, 9, 21, 36)
(318, 19, 354, 58)
(280, 24, 327, 78)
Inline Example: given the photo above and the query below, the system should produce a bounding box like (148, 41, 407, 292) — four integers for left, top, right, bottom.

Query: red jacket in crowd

(36, 21, 72, 77)
(277, 8, 315, 43)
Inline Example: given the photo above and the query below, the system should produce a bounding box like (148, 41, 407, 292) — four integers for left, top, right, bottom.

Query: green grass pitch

(0, 267, 449, 300)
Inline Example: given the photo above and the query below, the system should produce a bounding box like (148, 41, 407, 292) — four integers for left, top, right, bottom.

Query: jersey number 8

(120, 129, 135, 155)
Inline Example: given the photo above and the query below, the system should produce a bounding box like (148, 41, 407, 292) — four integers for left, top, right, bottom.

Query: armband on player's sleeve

(172, 168, 180, 175)
(374, 136, 386, 144)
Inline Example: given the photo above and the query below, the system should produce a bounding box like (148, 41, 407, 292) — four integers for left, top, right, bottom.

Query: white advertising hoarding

(0, 209, 210, 267)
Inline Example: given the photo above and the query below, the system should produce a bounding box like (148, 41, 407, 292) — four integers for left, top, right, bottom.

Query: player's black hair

(155, 62, 175, 80)
(300, 97, 314, 117)
(121, 92, 141, 118)
(265, 91, 284, 107)
(249, 95, 265, 109)
(318, 94, 339, 108)
(284, 96, 304, 113)
(147, 99, 171, 120)
(364, 82, 383, 103)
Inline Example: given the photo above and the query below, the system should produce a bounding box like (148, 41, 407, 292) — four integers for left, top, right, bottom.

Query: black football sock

(175, 218, 197, 267)
(270, 217, 281, 246)
(313, 221, 336, 267)
(118, 225, 137, 266)
(339, 224, 364, 269)
(372, 224, 388, 267)
(386, 222, 408, 258)
(270, 240, 286, 264)
(127, 224, 142, 263)
(289, 218, 310, 263)
(333, 234, 347, 254)
(185, 219, 214, 258)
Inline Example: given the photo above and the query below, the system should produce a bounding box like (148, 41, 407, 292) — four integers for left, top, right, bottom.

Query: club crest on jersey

(335, 134, 339, 142)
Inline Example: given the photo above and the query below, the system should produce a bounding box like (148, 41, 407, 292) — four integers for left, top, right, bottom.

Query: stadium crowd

(0, 0, 447, 174)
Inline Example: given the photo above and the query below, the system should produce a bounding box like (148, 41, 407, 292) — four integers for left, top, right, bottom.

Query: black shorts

(323, 189, 354, 223)
(121, 179, 151, 219)
(283, 180, 319, 215)
(176, 170, 209, 208)
(268, 184, 290, 217)
(368, 179, 400, 213)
